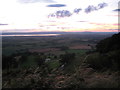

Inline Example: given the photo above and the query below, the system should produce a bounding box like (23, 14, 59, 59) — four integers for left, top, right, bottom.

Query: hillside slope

(2, 33, 120, 88)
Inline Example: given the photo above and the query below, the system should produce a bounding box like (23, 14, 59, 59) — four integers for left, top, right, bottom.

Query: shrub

(59, 53, 76, 64)
(86, 50, 120, 71)
(36, 56, 45, 67)
(86, 53, 112, 70)
(107, 50, 120, 70)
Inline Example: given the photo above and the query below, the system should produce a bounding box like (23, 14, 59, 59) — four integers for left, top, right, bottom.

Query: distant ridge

(2, 31, 118, 35)
(2, 31, 66, 35)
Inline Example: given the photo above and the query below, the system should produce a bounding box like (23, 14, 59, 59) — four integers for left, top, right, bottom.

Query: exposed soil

(29, 48, 60, 53)
(69, 44, 91, 49)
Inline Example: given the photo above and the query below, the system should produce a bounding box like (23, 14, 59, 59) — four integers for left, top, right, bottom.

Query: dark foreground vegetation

(2, 32, 120, 88)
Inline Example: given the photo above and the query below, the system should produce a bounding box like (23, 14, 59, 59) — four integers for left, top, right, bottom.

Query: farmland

(2, 32, 113, 56)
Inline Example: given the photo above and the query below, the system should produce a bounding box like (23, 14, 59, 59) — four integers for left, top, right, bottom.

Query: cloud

(0, 23, 8, 25)
(85, 5, 97, 13)
(107, 29, 120, 31)
(18, 0, 56, 3)
(48, 10, 72, 18)
(112, 24, 120, 26)
(47, 8, 82, 18)
(47, 2, 108, 18)
(77, 21, 87, 22)
(108, 29, 120, 30)
(74, 8, 82, 14)
(84, 2, 108, 13)
(89, 23, 120, 26)
(46, 4, 66, 7)
(113, 9, 120, 12)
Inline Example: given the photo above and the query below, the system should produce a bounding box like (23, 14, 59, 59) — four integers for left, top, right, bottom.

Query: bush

(107, 50, 120, 70)
(2, 55, 18, 69)
(86, 50, 120, 71)
(36, 56, 45, 67)
(59, 53, 76, 64)
(86, 53, 112, 70)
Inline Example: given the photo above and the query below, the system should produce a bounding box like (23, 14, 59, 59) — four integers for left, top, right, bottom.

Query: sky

(0, 0, 119, 32)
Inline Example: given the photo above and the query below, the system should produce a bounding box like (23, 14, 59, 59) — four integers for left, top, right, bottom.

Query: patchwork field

(2, 33, 112, 56)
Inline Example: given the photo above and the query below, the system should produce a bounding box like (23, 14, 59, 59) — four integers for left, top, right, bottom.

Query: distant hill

(2, 31, 117, 35)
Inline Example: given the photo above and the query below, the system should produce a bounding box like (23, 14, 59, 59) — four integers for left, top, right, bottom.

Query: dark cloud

(74, 8, 82, 14)
(85, 2, 108, 13)
(47, 2, 108, 18)
(48, 10, 72, 18)
(113, 9, 120, 12)
(56, 10, 72, 17)
(18, 0, 56, 3)
(97, 2, 108, 9)
(47, 8, 82, 18)
(0, 23, 8, 25)
(46, 4, 66, 7)
(85, 5, 97, 13)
